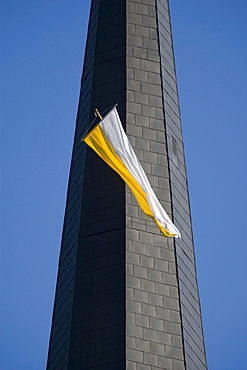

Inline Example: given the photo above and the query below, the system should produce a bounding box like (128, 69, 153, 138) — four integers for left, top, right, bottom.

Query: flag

(83, 106, 180, 238)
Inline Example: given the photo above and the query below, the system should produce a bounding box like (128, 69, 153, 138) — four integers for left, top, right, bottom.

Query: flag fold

(83, 107, 180, 238)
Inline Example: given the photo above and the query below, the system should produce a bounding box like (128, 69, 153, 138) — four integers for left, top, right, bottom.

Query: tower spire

(47, 1, 207, 369)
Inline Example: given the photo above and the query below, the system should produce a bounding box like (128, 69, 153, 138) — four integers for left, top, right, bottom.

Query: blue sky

(1, 1, 246, 369)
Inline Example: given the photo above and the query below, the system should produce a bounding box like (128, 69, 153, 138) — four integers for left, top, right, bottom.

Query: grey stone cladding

(157, 1, 207, 368)
(46, 1, 101, 368)
(47, 1, 207, 369)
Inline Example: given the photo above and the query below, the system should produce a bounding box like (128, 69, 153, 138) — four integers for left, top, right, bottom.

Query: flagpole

(81, 108, 101, 141)
(94, 108, 102, 120)
(81, 103, 118, 141)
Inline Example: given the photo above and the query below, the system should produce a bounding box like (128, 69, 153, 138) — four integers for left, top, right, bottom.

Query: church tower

(47, 1, 207, 369)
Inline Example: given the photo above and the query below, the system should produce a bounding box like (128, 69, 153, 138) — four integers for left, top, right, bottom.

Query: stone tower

(47, 1, 207, 369)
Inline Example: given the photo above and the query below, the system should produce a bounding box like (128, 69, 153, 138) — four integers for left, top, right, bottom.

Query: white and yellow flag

(83, 106, 180, 238)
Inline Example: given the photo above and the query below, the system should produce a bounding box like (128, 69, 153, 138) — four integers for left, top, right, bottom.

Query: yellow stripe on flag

(84, 125, 152, 216)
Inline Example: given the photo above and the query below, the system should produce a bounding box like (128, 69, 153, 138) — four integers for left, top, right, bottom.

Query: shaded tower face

(47, 1, 207, 369)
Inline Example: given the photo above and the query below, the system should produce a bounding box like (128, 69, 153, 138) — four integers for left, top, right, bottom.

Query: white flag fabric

(83, 106, 180, 238)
